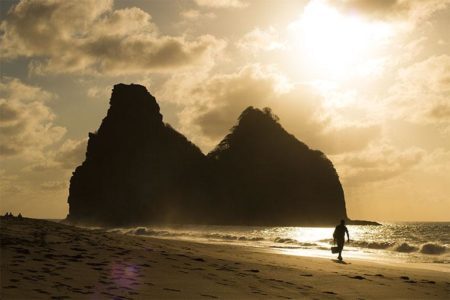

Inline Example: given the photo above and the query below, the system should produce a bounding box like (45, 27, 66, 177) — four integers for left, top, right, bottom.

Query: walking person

(333, 219, 350, 261)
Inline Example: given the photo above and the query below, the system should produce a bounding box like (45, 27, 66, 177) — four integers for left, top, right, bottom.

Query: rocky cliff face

(67, 84, 207, 225)
(67, 84, 348, 226)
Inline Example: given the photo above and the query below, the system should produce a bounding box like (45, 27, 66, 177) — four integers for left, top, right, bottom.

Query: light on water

(114, 222, 450, 271)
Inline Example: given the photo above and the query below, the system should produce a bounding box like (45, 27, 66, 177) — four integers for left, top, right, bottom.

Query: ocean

(111, 222, 449, 271)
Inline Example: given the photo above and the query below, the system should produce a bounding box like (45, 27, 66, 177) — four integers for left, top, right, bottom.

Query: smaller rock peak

(236, 106, 281, 132)
(238, 106, 279, 123)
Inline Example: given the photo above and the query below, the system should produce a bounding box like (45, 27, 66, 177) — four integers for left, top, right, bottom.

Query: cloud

(388, 55, 450, 124)
(165, 65, 291, 149)
(0, 0, 226, 75)
(333, 143, 425, 186)
(0, 170, 20, 196)
(25, 137, 87, 172)
(194, 0, 248, 9)
(180, 9, 216, 20)
(327, 0, 450, 21)
(237, 27, 285, 54)
(312, 125, 381, 155)
(191, 65, 290, 138)
(54, 138, 88, 169)
(0, 78, 66, 159)
(158, 65, 380, 154)
(40, 181, 67, 191)
(341, 146, 450, 221)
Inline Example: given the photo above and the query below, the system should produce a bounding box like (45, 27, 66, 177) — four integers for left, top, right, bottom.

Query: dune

(1, 217, 448, 299)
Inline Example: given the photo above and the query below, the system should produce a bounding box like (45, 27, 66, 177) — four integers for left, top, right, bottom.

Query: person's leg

(337, 240, 343, 260)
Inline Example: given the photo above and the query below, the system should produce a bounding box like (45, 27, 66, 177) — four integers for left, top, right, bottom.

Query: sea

(111, 222, 449, 272)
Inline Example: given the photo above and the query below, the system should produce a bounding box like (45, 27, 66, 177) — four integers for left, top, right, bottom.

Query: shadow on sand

(332, 259, 350, 265)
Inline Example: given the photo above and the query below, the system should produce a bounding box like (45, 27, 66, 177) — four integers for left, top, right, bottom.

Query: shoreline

(2, 217, 449, 299)
(121, 233, 450, 274)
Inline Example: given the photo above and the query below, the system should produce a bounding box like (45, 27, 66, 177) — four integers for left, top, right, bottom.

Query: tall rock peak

(68, 84, 205, 225)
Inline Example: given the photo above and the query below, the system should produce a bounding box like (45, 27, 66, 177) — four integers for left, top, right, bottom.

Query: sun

(289, 0, 393, 79)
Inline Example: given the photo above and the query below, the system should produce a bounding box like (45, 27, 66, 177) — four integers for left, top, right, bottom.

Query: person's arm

(345, 227, 350, 242)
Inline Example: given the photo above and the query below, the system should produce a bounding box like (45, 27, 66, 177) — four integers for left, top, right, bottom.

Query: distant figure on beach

(333, 219, 350, 261)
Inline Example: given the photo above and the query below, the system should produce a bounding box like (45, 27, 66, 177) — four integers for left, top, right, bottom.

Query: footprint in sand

(348, 275, 366, 280)
(163, 288, 181, 292)
(201, 293, 219, 298)
(245, 269, 260, 273)
(193, 257, 205, 262)
(323, 291, 337, 295)
(276, 295, 292, 299)
(421, 280, 435, 284)
(405, 280, 417, 283)
(33, 288, 50, 294)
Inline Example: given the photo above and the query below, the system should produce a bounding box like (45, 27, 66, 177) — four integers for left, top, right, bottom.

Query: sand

(1, 217, 449, 299)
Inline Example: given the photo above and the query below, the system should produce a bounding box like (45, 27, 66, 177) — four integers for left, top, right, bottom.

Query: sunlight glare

(289, 0, 393, 79)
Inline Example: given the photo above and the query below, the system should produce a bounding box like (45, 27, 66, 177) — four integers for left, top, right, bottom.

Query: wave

(419, 243, 448, 255)
(132, 228, 184, 237)
(273, 237, 318, 247)
(201, 233, 265, 241)
(349, 240, 393, 249)
(126, 227, 267, 242)
(117, 227, 449, 256)
(351, 241, 448, 255)
(392, 243, 418, 253)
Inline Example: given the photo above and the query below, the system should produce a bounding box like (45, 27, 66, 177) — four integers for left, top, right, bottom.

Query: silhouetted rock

(67, 84, 370, 226)
(67, 84, 207, 225)
(207, 107, 347, 226)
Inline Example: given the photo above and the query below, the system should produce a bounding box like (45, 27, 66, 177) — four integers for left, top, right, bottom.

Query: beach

(1, 217, 449, 299)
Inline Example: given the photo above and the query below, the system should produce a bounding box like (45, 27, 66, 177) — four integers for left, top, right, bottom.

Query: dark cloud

(192, 66, 281, 139)
(0, 0, 225, 75)
(0, 101, 20, 121)
(429, 103, 450, 121)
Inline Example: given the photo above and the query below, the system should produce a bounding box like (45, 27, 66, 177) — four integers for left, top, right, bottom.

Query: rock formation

(67, 84, 208, 225)
(67, 84, 350, 226)
(207, 107, 347, 225)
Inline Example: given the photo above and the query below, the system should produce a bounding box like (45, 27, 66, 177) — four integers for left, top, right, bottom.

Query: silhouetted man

(333, 219, 350, 261)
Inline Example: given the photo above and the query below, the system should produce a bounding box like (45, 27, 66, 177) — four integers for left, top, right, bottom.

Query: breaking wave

(393, 243, 418, 253)
(349, 240, 393, 249)
(349, 240, 448, 255)
(419, 243, 448, 255)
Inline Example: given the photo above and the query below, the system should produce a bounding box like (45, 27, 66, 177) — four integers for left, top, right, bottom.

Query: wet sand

(1, 217, 449, 299)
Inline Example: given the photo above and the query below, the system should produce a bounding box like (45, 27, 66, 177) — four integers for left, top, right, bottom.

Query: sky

(0, 0, 449, 221)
